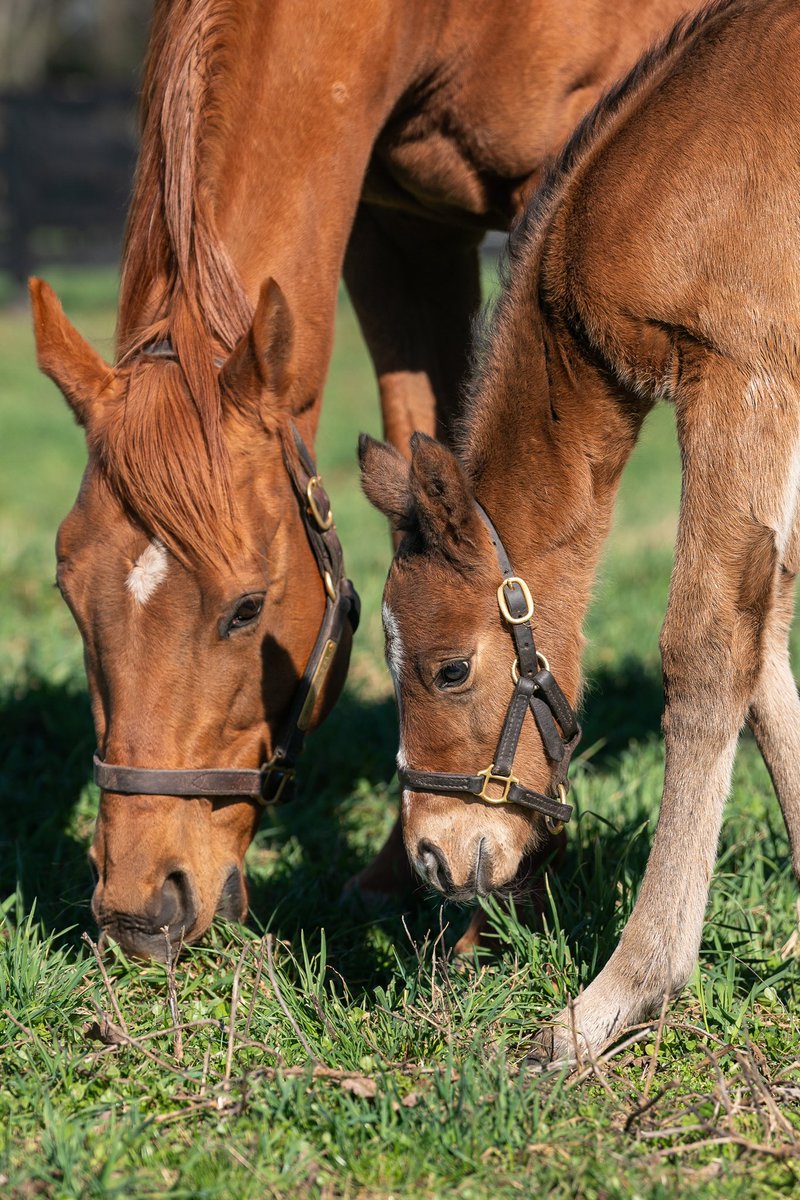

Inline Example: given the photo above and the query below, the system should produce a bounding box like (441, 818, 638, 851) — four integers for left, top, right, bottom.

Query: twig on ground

(649, 1134, 800, 1161)
(199, 1047, 211, 1099)
(311, 994, 338, 1043)
(84, 1010, 199, 1083)
(243, 936, 267, 1042)
(161, 926, 184, 1064)
(3, 1008, 40, 1045)
(642, 992, 670, 1103)
(624, 1082, 680, 1133)
(565, 1025, 664, 1088)
(82, 932, 129, 1034)
(738, 1039, 797, 1143)
(224, 942, 250, 1084)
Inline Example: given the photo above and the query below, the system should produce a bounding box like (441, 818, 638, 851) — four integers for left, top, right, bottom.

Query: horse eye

(225, 595, 264, 635)
(436, 660, 471, 689)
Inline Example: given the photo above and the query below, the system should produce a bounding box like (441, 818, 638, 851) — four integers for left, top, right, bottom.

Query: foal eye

(435, 660, 471, 689)
(224, 594, 264, 635)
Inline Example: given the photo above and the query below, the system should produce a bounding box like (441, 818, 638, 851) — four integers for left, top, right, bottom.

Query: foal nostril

(152, 871, 196, 935)
(417, 840, 454, 894)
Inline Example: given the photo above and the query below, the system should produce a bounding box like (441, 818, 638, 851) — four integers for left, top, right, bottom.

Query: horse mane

(461, 0, 747, 477)
(108, 0, 257, 566)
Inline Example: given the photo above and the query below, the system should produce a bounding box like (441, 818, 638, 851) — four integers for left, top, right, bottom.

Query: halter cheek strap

(397, 502, 581, 832)
(93, 419, 360, 808)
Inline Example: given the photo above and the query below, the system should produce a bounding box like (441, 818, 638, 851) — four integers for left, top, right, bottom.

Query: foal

(360, 0, 800, 1059)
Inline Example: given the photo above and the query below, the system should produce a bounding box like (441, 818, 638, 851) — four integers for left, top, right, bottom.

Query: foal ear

(358, 434, 412, 529)
(409, 432, 481, 557)
(29, 278, 113, 426)
(220, 277, 295, 424)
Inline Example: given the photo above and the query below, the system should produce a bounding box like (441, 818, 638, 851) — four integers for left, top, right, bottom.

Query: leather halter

(397, 503, 580, 833)
(93, 411, 360, 809)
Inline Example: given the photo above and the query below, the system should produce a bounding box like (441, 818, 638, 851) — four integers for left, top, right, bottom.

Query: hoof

(522, 1025, 579, 1073)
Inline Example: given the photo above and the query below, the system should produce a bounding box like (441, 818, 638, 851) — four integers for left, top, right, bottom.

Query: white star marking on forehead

(127, 538, 168, 605)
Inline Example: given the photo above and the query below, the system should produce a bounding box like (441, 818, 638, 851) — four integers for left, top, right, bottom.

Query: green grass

(1, 268, 799, 1199)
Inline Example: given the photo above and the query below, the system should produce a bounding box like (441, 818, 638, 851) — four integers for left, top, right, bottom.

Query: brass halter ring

(511, 650, 550, 684)
(545, 785, 568, 835)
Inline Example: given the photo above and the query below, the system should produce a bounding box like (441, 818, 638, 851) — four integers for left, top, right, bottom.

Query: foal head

(32, 278, 352, 959)
(360, 432, 577, 900)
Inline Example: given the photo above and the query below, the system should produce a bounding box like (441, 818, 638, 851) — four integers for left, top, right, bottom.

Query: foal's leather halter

(93, 420, 360, 808)
(397, 504, 580, 833)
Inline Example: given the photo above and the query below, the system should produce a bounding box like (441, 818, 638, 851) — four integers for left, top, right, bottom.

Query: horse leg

(343, 202, 483, 449)
(542, 374, 793, 1062)
(748, 569, 800, 880)
(343, 204, 482, 899)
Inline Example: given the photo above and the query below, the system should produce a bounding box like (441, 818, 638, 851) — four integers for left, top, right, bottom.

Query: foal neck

(466, 287, 649, 663)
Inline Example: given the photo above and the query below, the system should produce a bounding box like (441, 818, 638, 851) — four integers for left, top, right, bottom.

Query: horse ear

(29, 278, 113, 426)
(408, 432, 481, 556)
(358, 434, 412, 529)
(220, 277, 294, 423)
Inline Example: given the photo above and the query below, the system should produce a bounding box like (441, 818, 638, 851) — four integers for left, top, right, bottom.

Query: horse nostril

(417, 840, 454, 894)
(153, 871, 196, 936)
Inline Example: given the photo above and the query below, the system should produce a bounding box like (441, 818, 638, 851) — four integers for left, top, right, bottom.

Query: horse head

(32, 277, 354, 959)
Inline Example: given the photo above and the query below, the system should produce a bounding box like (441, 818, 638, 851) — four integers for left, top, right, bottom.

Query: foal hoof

(522, 1024, 579, 1072)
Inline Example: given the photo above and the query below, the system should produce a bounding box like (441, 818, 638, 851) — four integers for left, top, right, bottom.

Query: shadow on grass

(0, 675, 96, 942)
(580, 657, 664, 764)
(9, 654, 763, 994)
(0, 669, 420, 983)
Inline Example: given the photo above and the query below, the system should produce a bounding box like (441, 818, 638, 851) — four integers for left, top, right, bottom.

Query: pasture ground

(1, 269, 799, 1198)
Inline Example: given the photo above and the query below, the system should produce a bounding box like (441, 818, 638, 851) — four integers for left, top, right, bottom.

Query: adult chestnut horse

(31, 0, 687, 959)
(361, 0, 800, 1060)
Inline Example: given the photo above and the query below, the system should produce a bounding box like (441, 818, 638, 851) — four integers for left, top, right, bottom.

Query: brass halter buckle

(496, 576, 535, 624)
(306, 475, 334, 531)
(477, 764, 519, 804)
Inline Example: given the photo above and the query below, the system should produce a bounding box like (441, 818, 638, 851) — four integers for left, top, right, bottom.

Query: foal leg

(542, 386, 784, 1062)
(748, 569, 800, 879)
(343, 204, 482, 899)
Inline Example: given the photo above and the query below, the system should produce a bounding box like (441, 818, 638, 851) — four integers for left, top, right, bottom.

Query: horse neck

(119, 0, 438, 415)
(467, 289, 648, 689)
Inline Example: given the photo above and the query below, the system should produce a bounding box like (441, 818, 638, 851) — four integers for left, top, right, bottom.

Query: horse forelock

(92, 357, 239, 570)
(107, 0, 265, 568)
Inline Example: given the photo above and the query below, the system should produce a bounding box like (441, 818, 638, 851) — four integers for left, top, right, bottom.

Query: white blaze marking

(127, 538, 168, 605)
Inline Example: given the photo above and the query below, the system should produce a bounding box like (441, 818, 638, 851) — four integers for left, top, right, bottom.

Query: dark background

(0, 1, 153, 289)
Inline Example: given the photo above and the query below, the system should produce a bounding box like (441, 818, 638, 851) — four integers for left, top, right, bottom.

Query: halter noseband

(397, 503, 580, 834)
(93, 418, 360, 809)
